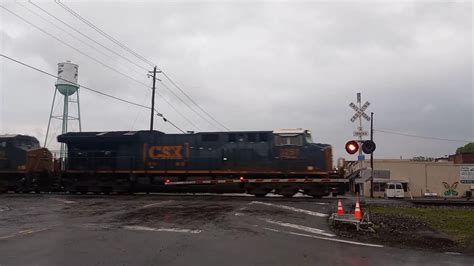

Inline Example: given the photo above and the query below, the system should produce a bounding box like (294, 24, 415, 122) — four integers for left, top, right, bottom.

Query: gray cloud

(0, 0, 472, 160)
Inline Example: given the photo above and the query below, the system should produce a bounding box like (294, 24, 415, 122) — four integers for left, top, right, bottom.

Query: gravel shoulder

(330, 203, 474, 255)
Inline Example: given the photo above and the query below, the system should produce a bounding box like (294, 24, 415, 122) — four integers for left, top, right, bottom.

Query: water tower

(44, 60, 82, 169)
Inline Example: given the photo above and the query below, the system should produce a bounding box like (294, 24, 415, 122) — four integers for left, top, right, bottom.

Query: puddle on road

(0, 206, 11, 212)
(239, 208, 289, 216)
(112, 203, 235, 228)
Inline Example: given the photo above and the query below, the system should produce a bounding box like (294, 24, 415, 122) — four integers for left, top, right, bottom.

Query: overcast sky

(0, 0, 472, 160)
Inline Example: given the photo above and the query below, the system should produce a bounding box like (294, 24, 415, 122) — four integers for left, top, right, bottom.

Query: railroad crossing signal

(345, 140, 376, 155)
(348, 93, 374, 161)
(349, 101, 371, 122)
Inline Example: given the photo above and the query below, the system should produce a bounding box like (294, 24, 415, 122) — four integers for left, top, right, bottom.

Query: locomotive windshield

(14, 138, 39, 150)
(0, 136, 39, 150)
(305, 130, 313, 143)
(274, 134, 303, 146)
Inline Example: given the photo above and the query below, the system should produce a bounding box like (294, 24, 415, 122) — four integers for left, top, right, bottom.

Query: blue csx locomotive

(1, 129, 346, 197)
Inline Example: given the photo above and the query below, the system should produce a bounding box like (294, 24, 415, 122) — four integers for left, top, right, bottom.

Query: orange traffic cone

(354, 200, 362, 220)
(337, 199, 344, 216)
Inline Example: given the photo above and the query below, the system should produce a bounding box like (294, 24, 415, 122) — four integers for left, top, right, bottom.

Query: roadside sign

(357, 155, 365, 161)
(349, 101, 370, 122)
(349, 102, 358, 111)
(460, 166, 474, 184)
(361, 101, 370, 110)
(353, 131, 368, 137)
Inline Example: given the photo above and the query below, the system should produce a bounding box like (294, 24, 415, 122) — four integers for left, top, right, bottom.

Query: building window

(228, 134, 236, 142)
(373, 182, 386, 192)
(259, 133, 268, 142)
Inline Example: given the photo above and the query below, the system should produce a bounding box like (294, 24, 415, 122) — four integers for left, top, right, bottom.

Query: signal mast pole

(370, 112, 374, 198)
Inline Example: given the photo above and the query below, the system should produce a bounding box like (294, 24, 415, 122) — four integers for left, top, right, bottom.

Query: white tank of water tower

(56, 60, 79, 96)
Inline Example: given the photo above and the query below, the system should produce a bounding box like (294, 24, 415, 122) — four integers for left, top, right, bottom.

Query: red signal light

(345, 140, 359, 155)
(165, 179, 171, 184)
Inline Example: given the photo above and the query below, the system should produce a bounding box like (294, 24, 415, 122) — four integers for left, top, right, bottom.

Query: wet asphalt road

(0, 193, 472, 266)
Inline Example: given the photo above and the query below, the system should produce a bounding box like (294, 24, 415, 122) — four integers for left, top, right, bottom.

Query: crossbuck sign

(349, 101, 371, 122)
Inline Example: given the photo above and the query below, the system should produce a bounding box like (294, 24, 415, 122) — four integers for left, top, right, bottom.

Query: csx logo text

(148, 145, 183, 160)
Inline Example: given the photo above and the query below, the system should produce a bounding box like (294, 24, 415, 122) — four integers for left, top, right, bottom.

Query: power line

(18, 1, 144, 78)
(56, 0, 155, 67)
(27, 1, 203, 131)
(162, 72, 230, 131)
(0, 5, 151, 89)
(154, 109, 185, 134)
(157, 80, 219, 129)
(0, 54, 185, 134)
(145, 79, 201, 130)
(1, 53, 148, 108)
(375, 129, 473, 143)
(3, 4, 198, 133)
(28, 0, 149, 73)
(54, 1, 229, 131)
(155, 91, 202, 131)
(146, 75, 202, 130)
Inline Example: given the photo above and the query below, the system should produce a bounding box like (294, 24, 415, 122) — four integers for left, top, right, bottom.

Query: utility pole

(149, 66, 157, 131)
(370, 111, 374, 198)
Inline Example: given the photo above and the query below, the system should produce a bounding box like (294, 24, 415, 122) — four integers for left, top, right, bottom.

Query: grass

(368, 206, 474, 251)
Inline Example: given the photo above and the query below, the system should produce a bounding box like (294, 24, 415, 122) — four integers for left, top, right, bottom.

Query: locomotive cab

(273, 129, 332, 172)
(0, 135, 40, 171)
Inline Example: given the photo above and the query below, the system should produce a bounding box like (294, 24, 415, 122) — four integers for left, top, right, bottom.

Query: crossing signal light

(362, 140, 376, 154)
(345, 140, 359, 155)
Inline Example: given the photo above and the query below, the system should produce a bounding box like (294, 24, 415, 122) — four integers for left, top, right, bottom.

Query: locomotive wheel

(275, 188, 298, 198)
(304, 187, 329, 199)
(307, 192, 329, 199)
(248, 186, 271, 198)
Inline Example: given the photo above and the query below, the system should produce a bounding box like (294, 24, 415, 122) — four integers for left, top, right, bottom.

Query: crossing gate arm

(164, 178, 349, 186)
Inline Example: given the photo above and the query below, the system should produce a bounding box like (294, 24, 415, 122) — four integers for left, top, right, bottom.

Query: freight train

(0, 129, 347, 197)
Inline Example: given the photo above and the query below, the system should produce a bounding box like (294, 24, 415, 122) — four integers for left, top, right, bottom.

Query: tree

(412, 156, 435, 161)
(456, 142, 474, 154)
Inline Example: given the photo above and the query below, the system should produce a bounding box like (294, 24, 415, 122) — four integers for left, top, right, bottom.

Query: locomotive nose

(308, 142, 327, 151)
